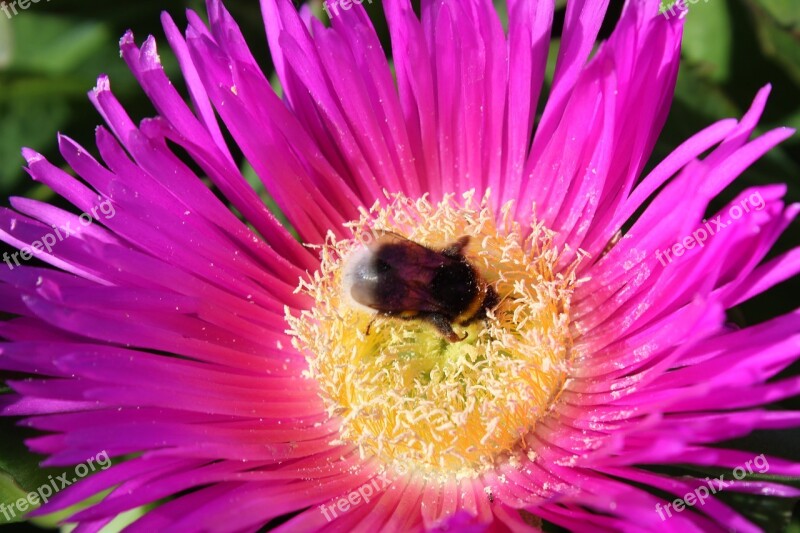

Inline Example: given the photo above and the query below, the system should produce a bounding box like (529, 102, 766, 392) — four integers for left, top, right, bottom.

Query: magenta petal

(0, 1, 797, 532)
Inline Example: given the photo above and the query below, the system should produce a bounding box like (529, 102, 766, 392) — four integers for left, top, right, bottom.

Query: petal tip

(93, 75, 111, 94)
(21, 148, 43, 164)
(119, 30, 135, 47)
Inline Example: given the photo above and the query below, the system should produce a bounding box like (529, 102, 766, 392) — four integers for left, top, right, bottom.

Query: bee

(342, 233, 498, 342)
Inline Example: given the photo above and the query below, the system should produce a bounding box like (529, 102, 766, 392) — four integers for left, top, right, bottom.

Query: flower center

(287, 192, 581, 480)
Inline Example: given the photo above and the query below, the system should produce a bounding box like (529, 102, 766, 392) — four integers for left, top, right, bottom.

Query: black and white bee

(343, 233, 498, 342)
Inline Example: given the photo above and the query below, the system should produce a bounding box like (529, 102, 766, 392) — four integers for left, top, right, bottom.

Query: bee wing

(371, 235, 460, 315)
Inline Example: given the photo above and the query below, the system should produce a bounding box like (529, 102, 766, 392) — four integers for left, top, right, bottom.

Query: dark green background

(0, 0, 798, 530)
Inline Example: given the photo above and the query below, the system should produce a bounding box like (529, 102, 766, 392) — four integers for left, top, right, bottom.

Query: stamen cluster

(288, 192, 582, 480)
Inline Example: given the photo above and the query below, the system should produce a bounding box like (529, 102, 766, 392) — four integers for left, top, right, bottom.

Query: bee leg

(365, 316, 377, 336)
(426, 313, 467, 343)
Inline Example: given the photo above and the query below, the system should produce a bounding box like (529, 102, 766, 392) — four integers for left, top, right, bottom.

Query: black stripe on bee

(343, 233, 498, 342)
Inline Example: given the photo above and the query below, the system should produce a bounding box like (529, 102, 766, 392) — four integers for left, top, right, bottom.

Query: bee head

(341, 245, 391, 312)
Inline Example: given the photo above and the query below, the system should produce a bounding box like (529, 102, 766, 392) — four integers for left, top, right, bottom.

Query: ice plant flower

(1, 0, 799, 530)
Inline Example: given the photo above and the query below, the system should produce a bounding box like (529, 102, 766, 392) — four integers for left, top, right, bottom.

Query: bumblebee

(342, 233, 498, 342)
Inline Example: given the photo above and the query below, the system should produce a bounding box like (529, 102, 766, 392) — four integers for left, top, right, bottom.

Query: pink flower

(1, 0, 798, 531)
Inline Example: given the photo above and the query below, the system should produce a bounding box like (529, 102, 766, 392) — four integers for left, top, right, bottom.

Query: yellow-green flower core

(288, 192, 581, 481)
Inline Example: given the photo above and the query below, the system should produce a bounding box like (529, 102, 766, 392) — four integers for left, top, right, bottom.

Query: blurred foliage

(0, 0, 799, 530)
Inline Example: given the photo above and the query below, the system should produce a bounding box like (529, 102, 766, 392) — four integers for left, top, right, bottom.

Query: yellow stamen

(287, 191, 582, 481)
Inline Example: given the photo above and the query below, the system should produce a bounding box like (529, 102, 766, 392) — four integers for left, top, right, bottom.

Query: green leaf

(748, 0, 800, 85)
(780, 107, 800, 145)
(0, 97, 70, 194)
(59, 504, 153, 533)
(7, 14, 110, 76)
(269, 71, 283, 99)
(0, 471, 29, 523)
(0, 421, 48, 494)
(0, 416, 124, 527)
(671, 61, 740, 129)
(714, 491, 797, 532)
(0, 17, 11, 69)
(544, 38, 560, 87)
(0, 418, 49, 524)
(308, 0, 329, 21)
(750, 0, 800, 28)
(660, 61, 800, 196)
(492, 0, 508, 31)
(681, 0, 734, 83)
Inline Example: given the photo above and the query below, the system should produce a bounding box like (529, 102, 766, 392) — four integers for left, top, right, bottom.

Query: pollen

(287, 191, 583, 481)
